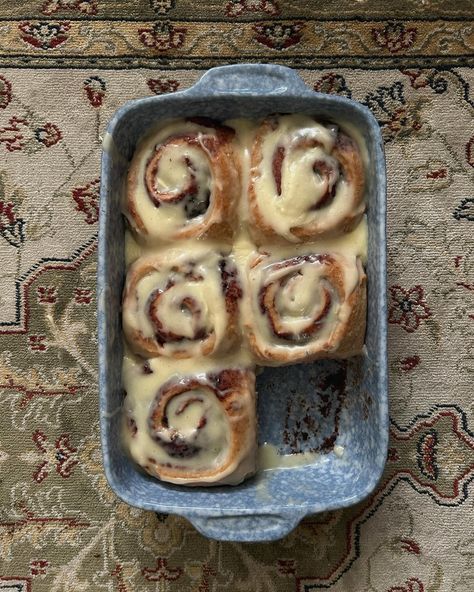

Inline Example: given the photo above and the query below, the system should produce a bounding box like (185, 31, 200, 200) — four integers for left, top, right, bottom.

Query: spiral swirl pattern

(246, 252, 366, 364)
(249, 114, 365, 242)
(124, 368, 256, 486)
(122, 249, 242, 358)
(127, 118, 240, 242)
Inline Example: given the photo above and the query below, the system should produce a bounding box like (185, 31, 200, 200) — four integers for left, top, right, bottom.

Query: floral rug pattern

(0, 2, 474, 591)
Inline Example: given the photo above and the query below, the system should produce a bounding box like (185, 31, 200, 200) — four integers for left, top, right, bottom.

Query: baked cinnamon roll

(248, 114, 365, 242)
(245, 251, 366, 364)
(123, 367, 257, 486)
(126, 118, 240, 242)
(122, 248, 242, 358)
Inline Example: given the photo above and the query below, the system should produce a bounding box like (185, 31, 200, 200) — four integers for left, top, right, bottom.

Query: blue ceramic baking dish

(98, 64, 387, 542)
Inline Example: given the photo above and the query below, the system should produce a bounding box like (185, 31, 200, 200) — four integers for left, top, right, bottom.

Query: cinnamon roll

(245, 251, 366, 364)
(122, 248, 242, 358)
(123, 367, 257, 486)
(248, 114, 365, 242)
(126, 118, 240, 242)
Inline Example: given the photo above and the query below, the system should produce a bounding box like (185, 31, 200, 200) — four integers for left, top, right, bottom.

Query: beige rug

(0, 2, 473, 590)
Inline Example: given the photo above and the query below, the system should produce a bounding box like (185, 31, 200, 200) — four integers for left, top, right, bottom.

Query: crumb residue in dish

(257, 443, 320, 470)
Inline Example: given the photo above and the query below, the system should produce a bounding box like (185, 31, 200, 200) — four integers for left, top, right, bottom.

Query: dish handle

(186, 511, 305, 542)
(185, 63, 312, 96)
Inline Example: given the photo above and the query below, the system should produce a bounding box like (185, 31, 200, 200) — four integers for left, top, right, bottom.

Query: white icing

(272, 264, 332, 335)
(252, 114, 365, 241)
(122, 350, 255, 481)
(150, 388, 230, 469)
(123, 247, 231, 357)
(258, 443, 320, 469)
(227, 118, 256, 224)
(248, 251, 363, 352)
(124, 230, 143, 267)
(126, 120, 219, 241)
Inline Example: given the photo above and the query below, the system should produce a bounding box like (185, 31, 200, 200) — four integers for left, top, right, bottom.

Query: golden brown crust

(244, 252, 366, 365)
(126, 119, 240, 242)
(248, 117, 366, 243)
(142, 369, 257, 485)
(331, 259, 367, 358)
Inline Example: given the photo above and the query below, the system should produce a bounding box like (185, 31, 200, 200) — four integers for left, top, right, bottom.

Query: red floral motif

(457, 281, 474, 291)
(387, 577, 425, 592)
(30, 560, 49, 576)
(32, 429, 78, 482)
(407, 158, 450, 190)
(142, 558, 183, 581)
(402, 69, 430, 89)
(401, 69, 439, 91)
(34, 122, 62, 147)
(138, 22, 186, 50)
(399, 355, 421, 372)
(147, 77, 179, 95)
(0, 116, 62, 152)
(466, 135, 474, 168)
(28, 335, 47, 352)
(19, 21, 71, 50)
(388, 285, 432, 333)
(0, 199, 25, 248)
(0, 116, 29, 151)
(84, 76, 106, 107)
(0, 201, 16, 228)
(313, 73, 351, 98)
(277, 559, 296, 575)
(0, 75, 12, 109)
(425, 167, 447, 179)
(42, 0, 98, 15)
(253, 21, 304, 50)
(37, 286, 58, 304)
(400, 538, 421, 555)
(387, 447, 400, 462)
(74, 288, 92, 304)
(226, 0, 280, 17)
(72, 178, 100, 224)
(417, 429, 439, 481)
(372, 22, 417, 53)
(401, 69, 451, 96)
(111, 564, 128, 592)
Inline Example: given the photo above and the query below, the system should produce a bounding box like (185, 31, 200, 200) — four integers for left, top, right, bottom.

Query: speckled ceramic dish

(98, 64, 388, 542)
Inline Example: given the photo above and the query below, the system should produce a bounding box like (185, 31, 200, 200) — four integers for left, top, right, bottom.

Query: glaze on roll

(245, 251, 366, 365)
(126, 118, 240, 242)
(122, 248, 242, 358)
(248, 114, 365, 243)
(123, 365, 257, 486)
